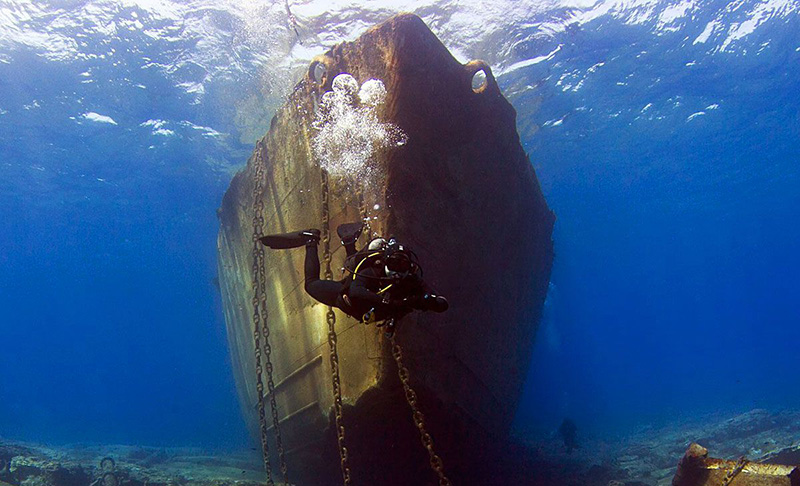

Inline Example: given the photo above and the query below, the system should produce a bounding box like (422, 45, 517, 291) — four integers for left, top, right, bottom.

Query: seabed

(2, 409, 799, 486)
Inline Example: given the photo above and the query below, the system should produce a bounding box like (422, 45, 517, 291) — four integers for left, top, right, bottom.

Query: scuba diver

(558, 418, 579, 454)
(259, 222, 448, 334)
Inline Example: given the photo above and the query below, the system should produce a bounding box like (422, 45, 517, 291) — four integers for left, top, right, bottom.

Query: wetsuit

(303, 241, 441, 321)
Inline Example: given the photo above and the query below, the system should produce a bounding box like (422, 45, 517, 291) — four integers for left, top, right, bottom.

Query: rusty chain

(321, 169, 353, 486)
(250, 147, 274, 485)
(356, 189, 372, 239)
(720, 456, 748, 486)
(250, 147, 289, 486)
(390, 333, 452, 486)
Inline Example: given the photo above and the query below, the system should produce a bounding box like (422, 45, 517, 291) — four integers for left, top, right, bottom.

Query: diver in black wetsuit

(259, 223, 448, 329)
(559, 418, 579, 454)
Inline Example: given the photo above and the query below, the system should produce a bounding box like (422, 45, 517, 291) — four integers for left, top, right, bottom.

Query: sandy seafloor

(2, 408, 798, 486)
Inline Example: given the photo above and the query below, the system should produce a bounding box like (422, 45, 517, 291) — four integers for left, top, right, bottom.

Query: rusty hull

(217, 13, 554, 486)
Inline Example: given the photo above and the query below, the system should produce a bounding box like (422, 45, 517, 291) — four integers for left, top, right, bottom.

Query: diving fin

(337, 222, 364, 245)
(259, 229, 320, 249)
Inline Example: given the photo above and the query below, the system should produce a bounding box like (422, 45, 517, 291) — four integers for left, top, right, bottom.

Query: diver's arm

(405, 275, 449, 312)
(350, 273, 412, 316)
(348, 277, 385, 307)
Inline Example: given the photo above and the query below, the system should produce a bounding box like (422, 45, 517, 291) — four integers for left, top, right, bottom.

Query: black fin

(337, 222, 364, 245)
(259, 229, 320, 249)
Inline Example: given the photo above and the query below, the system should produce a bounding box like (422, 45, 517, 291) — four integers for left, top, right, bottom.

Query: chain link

(250, 148, 275, 486)
(356, 189, 372, 238)
(321, 169, 353, 486)
(390, 334, 452, 486)
(250, 147, 290, 486)
(720, 456, 748, 486)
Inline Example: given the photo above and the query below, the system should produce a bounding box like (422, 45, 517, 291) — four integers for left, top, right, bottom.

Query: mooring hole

(309, 60, 326, 84)
(472, 69, 488, 92)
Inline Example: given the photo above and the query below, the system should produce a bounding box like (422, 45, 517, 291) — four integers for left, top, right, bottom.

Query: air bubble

(332, 73, 358, 98)
(359, 79, 387, 106)
(311, 74, 407, 182)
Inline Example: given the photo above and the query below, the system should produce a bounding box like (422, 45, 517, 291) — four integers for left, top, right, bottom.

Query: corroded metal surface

(217, 13, 554, 485)
(673, 444, 800, 486)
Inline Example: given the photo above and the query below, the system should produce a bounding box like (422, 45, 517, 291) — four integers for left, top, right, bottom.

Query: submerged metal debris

(673, 443, 800, 486)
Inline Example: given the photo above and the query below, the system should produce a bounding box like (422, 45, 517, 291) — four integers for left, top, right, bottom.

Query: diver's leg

(260, 229, 320, 249)
(304, 242, 343, 307)
(306, 280, 344, 307)
(304, 241, 322, 282)
(337, 222, 364, 256)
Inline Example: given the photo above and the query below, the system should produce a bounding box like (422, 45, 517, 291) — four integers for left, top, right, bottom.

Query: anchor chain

(390, 334, 452, 486)
(721, 456, 748, 486)
(250, 147, 290, 485)
(356, 189, 372, 238)
(321, 169, 353, 486)
(285, 0, 303, 45)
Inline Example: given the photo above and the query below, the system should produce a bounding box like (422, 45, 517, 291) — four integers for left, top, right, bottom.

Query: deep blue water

(1, 0, 799, 450)
(514, 13, 800, 437)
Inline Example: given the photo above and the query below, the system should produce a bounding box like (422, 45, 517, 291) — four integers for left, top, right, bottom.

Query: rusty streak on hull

(217, 13, 554, 486)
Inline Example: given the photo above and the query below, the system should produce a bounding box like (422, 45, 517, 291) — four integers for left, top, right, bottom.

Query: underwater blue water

(1, 0, 799, 449)
(513, 9, 800, 437)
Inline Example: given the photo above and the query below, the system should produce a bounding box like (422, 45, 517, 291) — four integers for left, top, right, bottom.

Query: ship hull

(217, 14, 554, 485)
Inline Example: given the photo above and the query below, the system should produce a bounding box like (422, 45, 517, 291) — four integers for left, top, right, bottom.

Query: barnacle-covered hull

(217, 13, 554, 486)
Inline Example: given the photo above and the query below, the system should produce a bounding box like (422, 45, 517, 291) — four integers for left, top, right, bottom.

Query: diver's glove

(423, 294, 449, 313)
